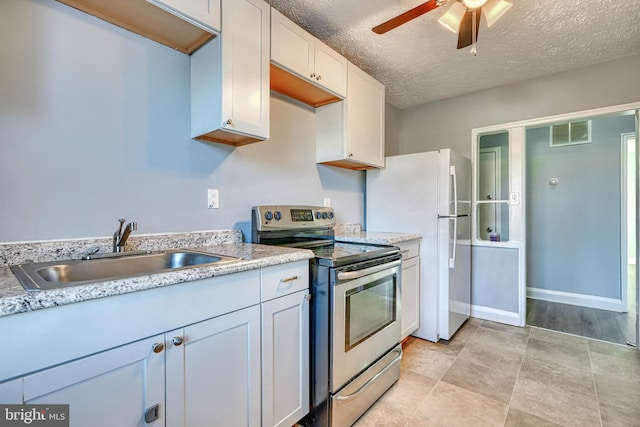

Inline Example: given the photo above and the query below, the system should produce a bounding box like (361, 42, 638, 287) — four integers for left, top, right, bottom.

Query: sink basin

(11, 250, 240, 291)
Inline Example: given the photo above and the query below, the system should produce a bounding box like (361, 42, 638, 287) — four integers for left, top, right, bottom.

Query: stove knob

(322, 212, 328, 219)
(328, 212, 334, 219)
(274, 211, 282, 221)
(265, 211, 273, 221)
(316, 212, 322, 220)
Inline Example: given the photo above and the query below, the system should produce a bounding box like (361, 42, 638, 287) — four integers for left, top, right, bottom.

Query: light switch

(510, 192, 520, 205)
(207, 189, 219, 209)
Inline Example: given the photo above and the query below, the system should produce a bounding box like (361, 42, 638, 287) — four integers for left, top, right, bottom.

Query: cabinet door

(314, 40, 347, 97)
(147, 0, 221, 33)
(166, 306, 261, 427)
(346, 63, 385, 168)
(401, 256, 420, 340)
(22, 335, 165, 427)
(220, 0, 270, 139)
(271, 8, 314, 80)
(262, 291, 310, 427)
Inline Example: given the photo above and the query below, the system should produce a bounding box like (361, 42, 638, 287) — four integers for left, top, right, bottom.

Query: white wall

(397, 54, 640, 157)
(0, 0, 365, 243)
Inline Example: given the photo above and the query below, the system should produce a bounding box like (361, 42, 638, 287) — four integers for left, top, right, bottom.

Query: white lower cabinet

(23, 335, 166, 427)
(166, 306, 261, 427)
(1, 261, 309, 427)
(261, 290, 310, 427)
(261, 260, 310, 427)
(398, 240, 420, 340)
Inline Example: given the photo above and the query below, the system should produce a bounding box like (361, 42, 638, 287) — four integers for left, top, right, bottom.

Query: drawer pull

(280, 276, 298, 284)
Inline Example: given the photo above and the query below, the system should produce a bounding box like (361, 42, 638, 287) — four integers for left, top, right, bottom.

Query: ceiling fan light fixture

(462, 0, 488, 8)
(438, 1, 467, 33)
(482, 0, 512, 27)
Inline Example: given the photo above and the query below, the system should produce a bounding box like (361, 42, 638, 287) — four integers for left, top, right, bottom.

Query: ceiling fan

(372, 0, 513, 53)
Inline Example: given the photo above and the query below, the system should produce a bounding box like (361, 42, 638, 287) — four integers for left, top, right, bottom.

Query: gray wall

(397, 54, 640, 157)
(0, 0, 365, 243)
(526, 114, 636, 299)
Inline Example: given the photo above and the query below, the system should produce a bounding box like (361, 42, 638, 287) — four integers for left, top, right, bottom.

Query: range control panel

(252, 205, 335, 230)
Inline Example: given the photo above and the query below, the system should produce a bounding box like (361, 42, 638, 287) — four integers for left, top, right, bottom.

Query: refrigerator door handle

(449, 217, 457, 269)
(450, 165, 458, 217)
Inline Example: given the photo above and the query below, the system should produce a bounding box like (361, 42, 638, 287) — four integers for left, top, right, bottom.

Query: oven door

(331, 257, 402, 392)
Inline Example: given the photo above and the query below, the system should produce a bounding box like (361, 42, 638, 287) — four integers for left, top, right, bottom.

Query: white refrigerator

(366, 149, 471, 342)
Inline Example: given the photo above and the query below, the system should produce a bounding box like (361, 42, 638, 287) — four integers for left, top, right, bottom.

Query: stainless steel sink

(11, 250, 240, 291)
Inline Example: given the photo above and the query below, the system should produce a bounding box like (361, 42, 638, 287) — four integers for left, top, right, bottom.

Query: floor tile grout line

(500, 323, 531, 427)
(587, 341, 605, 427)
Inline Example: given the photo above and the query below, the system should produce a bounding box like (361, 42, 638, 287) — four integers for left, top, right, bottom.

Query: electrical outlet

(323, 197, 331, 207)
(207, 189, 219, 209)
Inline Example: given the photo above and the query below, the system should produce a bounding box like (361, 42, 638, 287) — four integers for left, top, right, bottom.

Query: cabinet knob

(152, 342, 164, 353)
(172, 336, 184, 346)
(316, 75, 322, 81)
(310, 73, 316, 78)
(223, 119, 233, 126)
(305, 294, 311, 301)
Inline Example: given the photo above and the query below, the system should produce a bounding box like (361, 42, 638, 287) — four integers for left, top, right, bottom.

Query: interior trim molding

(527, 287, 624, 312)
(470, 304, 520, 326)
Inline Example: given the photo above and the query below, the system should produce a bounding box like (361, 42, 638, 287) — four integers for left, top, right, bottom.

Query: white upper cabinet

(147, 0, 221, 33)
(191, 0, 270, 146)
(316, 62, 385, 170)
(56, 0, 217, 54)
(270, 8, 347, 107)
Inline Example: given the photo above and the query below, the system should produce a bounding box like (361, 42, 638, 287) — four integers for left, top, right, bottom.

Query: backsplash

(0, 230, 242, 267)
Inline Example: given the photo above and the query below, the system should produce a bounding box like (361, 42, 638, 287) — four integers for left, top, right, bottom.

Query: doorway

(524, 113, 637, 345)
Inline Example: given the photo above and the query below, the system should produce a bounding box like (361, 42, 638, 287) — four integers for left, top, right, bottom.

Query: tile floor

(354, 319, 640, 427)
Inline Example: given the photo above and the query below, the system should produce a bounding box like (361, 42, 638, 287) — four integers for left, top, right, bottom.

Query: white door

(23, 335, 165, 427)
(165, 306, 261, 427)
(313, 40, 347, 97)
(221, 0, 270, 139)
(261, 291, 310, 427)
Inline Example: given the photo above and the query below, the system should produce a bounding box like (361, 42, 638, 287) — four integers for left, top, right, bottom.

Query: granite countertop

(0, 231, 314, 318)
(334, 225, 421, 245)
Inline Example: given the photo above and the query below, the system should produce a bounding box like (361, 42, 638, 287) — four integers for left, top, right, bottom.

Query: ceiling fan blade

(457, 7, 481, 49)
(372, 0, 440, 34)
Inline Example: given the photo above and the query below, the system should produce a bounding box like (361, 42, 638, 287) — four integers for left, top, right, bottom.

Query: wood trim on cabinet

(318, 159, 377, 170)
(195, 129, 263, 147)
(270, 64, 342, 108)
(57, 0, 215, 55)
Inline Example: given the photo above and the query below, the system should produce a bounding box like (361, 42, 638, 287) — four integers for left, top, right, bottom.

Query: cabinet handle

(152, 342, 164, 353)
(223, 119, 233, 126)
(172, 336, 184, 346)
(280, 276, 298, 284)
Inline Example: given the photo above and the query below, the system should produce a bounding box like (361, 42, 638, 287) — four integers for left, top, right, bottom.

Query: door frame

(471, 101, 640, 333)
(621, 132, 636, 313)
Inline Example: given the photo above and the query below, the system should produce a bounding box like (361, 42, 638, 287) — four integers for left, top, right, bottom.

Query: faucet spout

(113, 219, 137, 252)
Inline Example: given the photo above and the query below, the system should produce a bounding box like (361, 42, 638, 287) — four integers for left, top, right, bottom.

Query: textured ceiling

(266, 0, 640, 109)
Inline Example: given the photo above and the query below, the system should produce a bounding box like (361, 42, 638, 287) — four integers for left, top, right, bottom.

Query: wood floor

(527, 264, 637, 346)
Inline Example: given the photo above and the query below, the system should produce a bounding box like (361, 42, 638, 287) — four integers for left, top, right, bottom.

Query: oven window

(345, 274, 396, 351)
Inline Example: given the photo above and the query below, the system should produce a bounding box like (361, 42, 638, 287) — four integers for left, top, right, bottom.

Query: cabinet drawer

(397, 240, 419, 260)
(261, 261, 309, 302)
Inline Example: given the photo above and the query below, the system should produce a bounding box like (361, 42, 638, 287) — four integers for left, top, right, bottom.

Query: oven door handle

(335, 347, 402, 401)
(336, 260, 402, 281)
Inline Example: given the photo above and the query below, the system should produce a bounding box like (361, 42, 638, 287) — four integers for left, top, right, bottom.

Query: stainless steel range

(252, 205, 402, 427)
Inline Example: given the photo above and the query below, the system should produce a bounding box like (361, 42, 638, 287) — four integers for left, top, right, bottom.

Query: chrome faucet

(113, 219, 137, 253)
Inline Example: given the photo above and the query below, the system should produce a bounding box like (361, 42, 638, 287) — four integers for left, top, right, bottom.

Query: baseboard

(527, 287, 624, 312)
(470, 305, 520, 326)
